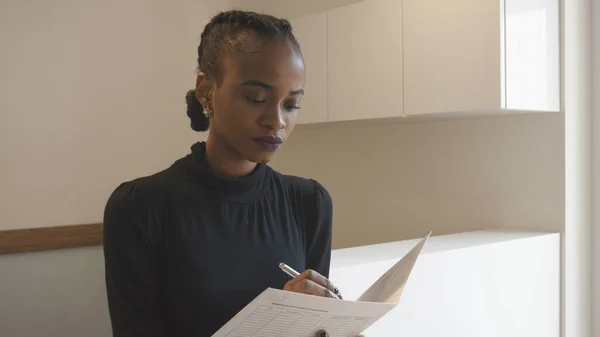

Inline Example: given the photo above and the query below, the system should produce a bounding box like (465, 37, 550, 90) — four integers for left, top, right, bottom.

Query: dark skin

(195, 38, 302, 177)
(195, 38, 365, 337)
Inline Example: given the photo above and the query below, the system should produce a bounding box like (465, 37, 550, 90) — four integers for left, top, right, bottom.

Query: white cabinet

(288, 0, 560, 123)
(291, 12, 328, 124)
(403, 0, 560, 116)
(326, 0, 403, 122)
(330, 231, 560, 337)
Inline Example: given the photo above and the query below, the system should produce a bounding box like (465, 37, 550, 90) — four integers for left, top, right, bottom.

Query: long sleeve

(103, 182, 168, 337)
(304, 179, 334, 278)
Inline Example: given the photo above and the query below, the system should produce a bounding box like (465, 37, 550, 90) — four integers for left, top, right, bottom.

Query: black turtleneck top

(102, 142, 333, 337)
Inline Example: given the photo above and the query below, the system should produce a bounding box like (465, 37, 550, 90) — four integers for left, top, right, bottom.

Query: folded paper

(212, 232, 431, 337)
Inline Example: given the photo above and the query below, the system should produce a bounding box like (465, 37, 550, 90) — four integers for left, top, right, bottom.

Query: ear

(195, 72, 214, 106)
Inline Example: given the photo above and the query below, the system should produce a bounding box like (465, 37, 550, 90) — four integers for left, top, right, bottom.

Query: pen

(278, 262, 343, 299)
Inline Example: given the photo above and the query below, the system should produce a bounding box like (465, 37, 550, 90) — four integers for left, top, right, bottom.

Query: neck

(205, 133, 257, 178)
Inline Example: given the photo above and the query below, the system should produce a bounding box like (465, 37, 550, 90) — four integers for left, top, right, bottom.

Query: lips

(252, 135, 283, 152)
(252, 135, 283, 144)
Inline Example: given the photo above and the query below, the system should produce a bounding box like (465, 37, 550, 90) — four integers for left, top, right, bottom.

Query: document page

(357, 232, 431, 303)
(212, 288, 395, 337)
(212, 232, 431, 337)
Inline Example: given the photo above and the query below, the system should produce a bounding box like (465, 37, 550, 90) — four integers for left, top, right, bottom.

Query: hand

(283, 269, 342, 299)
(316, 330, 365, 337)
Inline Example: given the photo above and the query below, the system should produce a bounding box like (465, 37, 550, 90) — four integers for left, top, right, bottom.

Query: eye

(283, 103, 300, 112)
(245, 96, 266, 104)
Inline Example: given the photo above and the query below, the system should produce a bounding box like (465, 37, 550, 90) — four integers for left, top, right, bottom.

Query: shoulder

(271, 172, 333, 263)
(271, 170, 333, 212)
(104, 168, 174, 224)
(103, 169, 177, 247)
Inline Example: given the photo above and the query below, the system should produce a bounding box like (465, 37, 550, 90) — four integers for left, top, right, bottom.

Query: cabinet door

(326, 0, 403, 122)
(403, 0, 503, 115)
(504, 0, 560, 111)
(291, 13, 328, 124)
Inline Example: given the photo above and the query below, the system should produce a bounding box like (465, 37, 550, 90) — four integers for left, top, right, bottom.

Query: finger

(288, 279, 338, 299)
(305, 270, 343, 299)
(304, 269, 338, 294)
(300, 279, 338, 298)
(331, 283, 343, 299)
(302, 270, 343, 299)
(284, 269, 324, 288)
(316, 330, 328, 337)
(283, 269, 342, 299)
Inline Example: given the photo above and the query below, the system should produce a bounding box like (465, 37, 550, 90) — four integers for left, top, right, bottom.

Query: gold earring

(203, 103, 213, 119)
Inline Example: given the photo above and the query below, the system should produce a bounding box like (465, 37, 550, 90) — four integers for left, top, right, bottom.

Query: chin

(244, 149, 278, 165)
(250, 153, 276, 165)
(236, 139, 284, 165)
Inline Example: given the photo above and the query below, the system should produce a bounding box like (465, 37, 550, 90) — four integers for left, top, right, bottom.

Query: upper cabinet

(403, 0, 560, 116)
(326, 0, 404, 122)
(290, 12, 328, 124)
(286, 0, 560, 123)
(504, 0, 560, 112)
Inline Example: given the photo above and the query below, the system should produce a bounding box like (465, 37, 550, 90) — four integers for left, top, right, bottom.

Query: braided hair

(185, 10, 302, 132)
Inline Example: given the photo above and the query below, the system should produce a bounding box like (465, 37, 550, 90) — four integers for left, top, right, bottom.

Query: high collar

(180, 141, 269, 203)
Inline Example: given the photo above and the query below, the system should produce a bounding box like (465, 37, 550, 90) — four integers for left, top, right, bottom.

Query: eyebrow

(240, 79, 304, 96)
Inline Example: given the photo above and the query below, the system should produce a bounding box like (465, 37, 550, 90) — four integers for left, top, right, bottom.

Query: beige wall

(0, 0, 207, 230)
(0, 0, 583, 336)
(272, 114, 564, 249)
(0, 0, 565, 243)
(0, 1, 212, 335)
(230, 0, 363, 19)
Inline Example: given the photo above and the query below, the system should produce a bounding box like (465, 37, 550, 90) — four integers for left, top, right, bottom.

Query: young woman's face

(199, 39, 305, 164)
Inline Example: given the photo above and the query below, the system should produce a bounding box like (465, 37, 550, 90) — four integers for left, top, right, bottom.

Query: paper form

(212, 288, 395, 337)
(211, 232, 431, 337)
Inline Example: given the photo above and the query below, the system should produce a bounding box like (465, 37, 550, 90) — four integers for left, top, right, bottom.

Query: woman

(103, 9, 365, 337)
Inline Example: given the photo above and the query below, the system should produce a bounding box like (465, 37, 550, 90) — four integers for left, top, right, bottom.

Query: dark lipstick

(252, 135, 283, 151)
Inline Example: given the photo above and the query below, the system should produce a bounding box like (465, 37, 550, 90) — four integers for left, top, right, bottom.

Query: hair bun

(185, 90, 209, 132)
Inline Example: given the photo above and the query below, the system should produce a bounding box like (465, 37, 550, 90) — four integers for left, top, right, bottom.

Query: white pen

(279, 262, 300, 278)
(278, 262, 343, 299)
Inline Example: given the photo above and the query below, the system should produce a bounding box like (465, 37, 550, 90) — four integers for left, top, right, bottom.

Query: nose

(261, 105, 287, 131)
